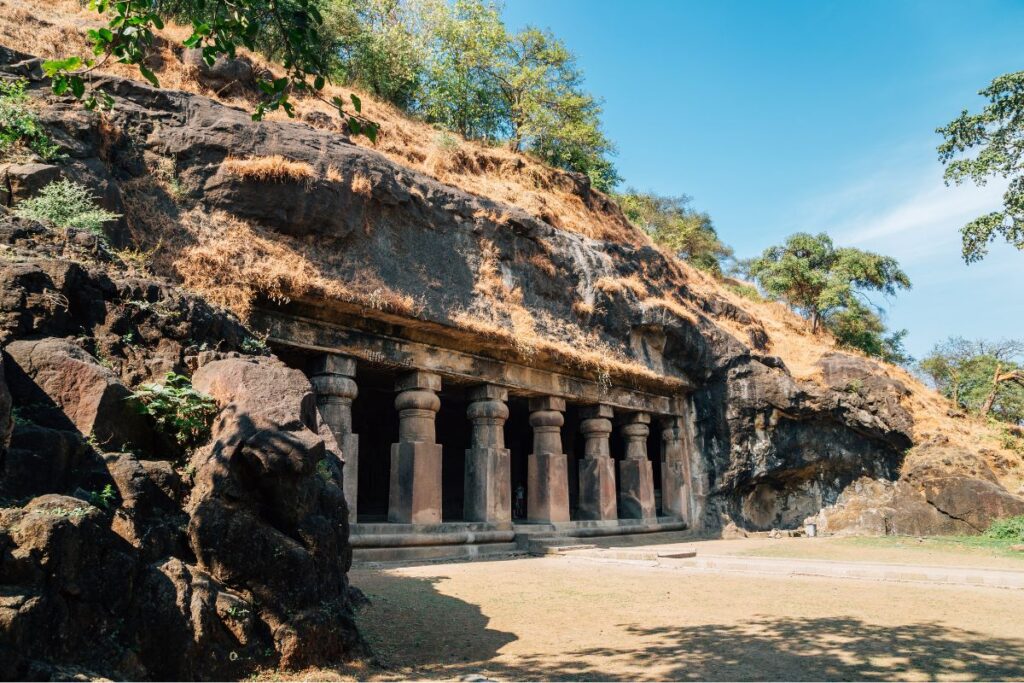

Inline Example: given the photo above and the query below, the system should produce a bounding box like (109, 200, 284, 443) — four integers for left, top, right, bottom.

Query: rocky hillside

(1, 5, 1024, 677)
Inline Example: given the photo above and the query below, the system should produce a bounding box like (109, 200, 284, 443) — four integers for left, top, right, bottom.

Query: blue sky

(502, 0, 1024, 359)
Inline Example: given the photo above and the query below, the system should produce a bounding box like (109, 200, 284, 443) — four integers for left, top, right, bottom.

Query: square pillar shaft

(527, 396, 570, 523)
(619, 412, 656, 520)
(310, 354, 359, 524)
(660, 416, 691, 525)
(464, 385, 511, 523)
(388, 371, 443, 524)
(578, 405, 617, 521)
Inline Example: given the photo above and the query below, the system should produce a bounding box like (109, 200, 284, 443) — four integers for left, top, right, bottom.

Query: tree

(937, 71, 1024, 263)
(417, 0, 509, 140)
(919, 338, 1024, 424)
(824, 301, 912, 365)
(616, 191, 732, 274)
(43, 0, 377, 138)
(414, 0, 619, 189)
(745, 232, 911, 334)
(324, 0, 435, 109)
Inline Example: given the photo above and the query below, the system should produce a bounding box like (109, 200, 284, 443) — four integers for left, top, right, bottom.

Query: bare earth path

(312, 542, 1024, 681)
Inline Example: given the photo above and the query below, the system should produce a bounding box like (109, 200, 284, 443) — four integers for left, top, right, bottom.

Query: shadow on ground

(495, 617, 1024, 681)
(341, 568, 1024, 681)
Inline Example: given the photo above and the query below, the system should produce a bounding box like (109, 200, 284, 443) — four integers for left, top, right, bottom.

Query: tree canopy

(937, 70, 1024, 263)
(745, 232, 911, 333)
(919, 338, 1024, 424)
(616, 191, 732, 274)
(328, 0, 621, 190)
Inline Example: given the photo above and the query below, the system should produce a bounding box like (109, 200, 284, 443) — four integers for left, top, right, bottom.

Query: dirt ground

(283, 537, 1024, 682)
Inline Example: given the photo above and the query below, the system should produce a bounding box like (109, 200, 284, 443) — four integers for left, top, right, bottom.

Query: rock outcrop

(0, 217, 363, 678)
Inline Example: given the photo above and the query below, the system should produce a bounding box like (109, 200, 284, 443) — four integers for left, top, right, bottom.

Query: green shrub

(984, 515, 1024, 542)
(724, 281, 763, 301)
(130, 372, 218, 449)
(0, 79, 61, 161)
(88, 484, 118, 510)
(13, 179, 120, 237)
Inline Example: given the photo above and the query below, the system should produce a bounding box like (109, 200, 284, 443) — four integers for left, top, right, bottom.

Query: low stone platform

(351, 517, 688, 563)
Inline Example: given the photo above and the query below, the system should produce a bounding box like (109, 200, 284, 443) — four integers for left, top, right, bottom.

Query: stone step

(526, 537, 597, 556)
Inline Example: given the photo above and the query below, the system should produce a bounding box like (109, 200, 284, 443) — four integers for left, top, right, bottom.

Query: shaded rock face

(0, 217, 363, 678)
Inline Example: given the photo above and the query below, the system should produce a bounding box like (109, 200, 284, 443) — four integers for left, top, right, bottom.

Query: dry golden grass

(641, 296, 697, 323)
(595, 274, 649, 298)
(350, 172, 374, 197)
(573, 300, 595, 317)
(529, 253, 557, 278)
(222, 155, 316, 183)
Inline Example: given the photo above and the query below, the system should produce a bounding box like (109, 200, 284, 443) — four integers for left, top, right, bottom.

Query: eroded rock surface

(0, 217, 362, 678)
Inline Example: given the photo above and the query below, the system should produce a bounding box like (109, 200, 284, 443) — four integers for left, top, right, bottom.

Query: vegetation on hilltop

(617, 191, 733, 275)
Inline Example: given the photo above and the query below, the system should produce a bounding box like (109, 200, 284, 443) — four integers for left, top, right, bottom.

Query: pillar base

(464, 446, 511, 523)
(578, 457, 617, 520)
(527, 452, 570, 523)
(619, 458, 656, 520)
(388, 442, 442, 524)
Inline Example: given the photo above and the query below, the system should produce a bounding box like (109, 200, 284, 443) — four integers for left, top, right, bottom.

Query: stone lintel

(528, 396, 566, 413)
(309, 353, 357, 377)
(467, 384, 508, 402)
(396, 370, 442, 393)
(256, 311, 689, 416)
(579, 404, 614, 420)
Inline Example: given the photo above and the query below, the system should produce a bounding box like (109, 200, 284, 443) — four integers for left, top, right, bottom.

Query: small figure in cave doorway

(513, 484, 526, 519)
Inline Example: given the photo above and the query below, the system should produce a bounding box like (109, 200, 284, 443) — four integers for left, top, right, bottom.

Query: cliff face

(2, 63, 923, 531)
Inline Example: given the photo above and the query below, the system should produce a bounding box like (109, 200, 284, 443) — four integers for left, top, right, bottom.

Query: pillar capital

(622, 411, 651, 425)
(395, 370, 442, 393)
(309, 354, 357, 378)
(528, 396, 565, 413)
(467, 384, 508, 402)
(579, 404, 614, 420)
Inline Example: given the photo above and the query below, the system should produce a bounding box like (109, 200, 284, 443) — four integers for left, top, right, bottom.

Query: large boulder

(0, 495, 142, 679)
(4, 338, 158, 452)
(189, 357, 362, 669)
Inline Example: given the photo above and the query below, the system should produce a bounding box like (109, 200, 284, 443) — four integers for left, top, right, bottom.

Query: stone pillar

(577, 404, 617, 521)
(527, 396, 570, 523)
(618, 412, 656, 520)
(660, 416, 691, 525)
(310, 354, 359, 524)
(464, 384, 511, 523)
(388, 371, 443, 524)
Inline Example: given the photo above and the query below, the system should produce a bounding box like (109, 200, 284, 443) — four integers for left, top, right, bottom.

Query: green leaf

(313, 75, 325, 91)
(71, 76, 86, 99)
(348, 119, 361, 136)
(350, 93, 361, 113)
(365, 123, 378, 144)
(42, 57, 82, 76)
(138, 64, 160, 88)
